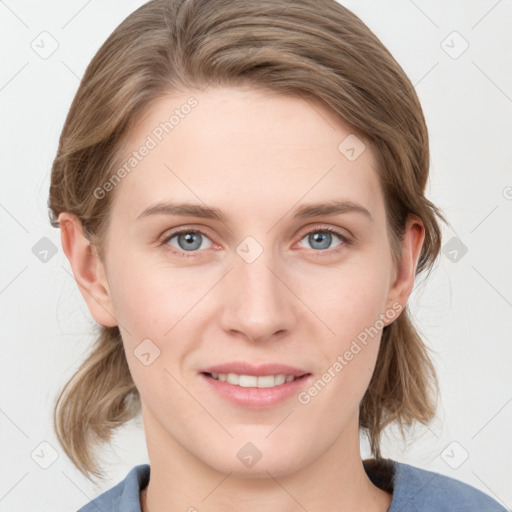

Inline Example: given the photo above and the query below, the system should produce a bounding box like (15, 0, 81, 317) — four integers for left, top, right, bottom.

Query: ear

(383, 215, 425, 324)
(58, 212, 118, 327)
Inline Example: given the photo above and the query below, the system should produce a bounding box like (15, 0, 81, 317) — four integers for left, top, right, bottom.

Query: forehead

(110, 86, 384, 225)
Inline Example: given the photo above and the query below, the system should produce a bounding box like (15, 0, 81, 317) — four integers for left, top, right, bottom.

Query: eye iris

(178, 232, 202, 251)
(172, 231, 336, 252)
(309, 232, 332, 250)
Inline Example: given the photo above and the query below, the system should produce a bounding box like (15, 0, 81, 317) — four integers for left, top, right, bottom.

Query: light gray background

(1, 1, 511, 510)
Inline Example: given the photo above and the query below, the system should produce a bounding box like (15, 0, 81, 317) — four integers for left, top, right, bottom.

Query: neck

(140, 412, 391, 512)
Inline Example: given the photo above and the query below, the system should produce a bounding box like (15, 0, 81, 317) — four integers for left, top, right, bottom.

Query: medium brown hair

(48, 0, 444, 480)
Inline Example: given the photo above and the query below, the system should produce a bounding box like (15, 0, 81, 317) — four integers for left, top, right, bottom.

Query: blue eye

(160, 226, 350, 258)
(163, 230, 213, 255)
(299, 228, 346, 251)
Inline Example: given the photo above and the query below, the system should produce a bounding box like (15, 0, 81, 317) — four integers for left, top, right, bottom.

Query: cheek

(302, 280, 386, 416)
(107, 255, 198, 340)
(106, 257, 212, 395)
(313, 257, 392, 339)
(304, 254, 391, 394)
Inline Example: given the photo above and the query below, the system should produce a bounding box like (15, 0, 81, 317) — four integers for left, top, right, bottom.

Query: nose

(218, 248, 297, 344)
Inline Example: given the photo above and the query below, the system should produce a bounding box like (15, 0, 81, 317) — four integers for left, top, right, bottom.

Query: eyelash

(158, 225, 352, 259)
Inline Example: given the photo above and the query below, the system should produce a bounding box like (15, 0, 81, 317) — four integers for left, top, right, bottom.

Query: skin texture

(59, 86, 424, 512)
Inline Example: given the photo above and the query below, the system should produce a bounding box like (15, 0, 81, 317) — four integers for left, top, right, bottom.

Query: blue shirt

(77, 459, 508, 511)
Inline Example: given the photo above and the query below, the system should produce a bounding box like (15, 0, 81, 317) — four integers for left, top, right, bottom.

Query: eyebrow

(136, 199, 372, 223)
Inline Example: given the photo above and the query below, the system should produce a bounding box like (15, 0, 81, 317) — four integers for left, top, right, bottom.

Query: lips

(198, 361, 312, 408)
(200, 362, 309, 378)
(209, 372, 299, 388)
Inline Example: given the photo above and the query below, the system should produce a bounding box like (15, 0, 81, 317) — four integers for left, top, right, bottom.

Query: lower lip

(199, 373, 312, 409)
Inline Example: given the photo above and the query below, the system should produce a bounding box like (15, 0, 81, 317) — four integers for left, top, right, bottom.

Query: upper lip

(201, 362, 310, 377)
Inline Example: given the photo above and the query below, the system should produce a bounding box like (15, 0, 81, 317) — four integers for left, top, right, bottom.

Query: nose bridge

(220, 240, 296, 341)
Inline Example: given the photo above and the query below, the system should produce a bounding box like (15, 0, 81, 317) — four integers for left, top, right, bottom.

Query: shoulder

(390, 461, 508, 512)
(76, 464, 150, 512)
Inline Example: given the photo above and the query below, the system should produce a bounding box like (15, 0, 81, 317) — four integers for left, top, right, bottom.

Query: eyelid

(158, 225, 216, 253)
(296, 223, 352, 241)
(158, 223, 353, 257)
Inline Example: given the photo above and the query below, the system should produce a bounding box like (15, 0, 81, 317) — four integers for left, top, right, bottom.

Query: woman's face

(91, 86, 417, 476)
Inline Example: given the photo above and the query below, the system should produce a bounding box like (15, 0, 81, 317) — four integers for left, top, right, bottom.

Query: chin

(211, 457, 301, 479)
(198, 439, 310, 479)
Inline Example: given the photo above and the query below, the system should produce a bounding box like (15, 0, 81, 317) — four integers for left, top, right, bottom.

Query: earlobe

(58, 212, 118, 327)
(384, 215, 425, 323)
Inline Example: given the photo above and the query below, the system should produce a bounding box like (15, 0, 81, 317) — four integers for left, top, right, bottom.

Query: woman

(48, 0, 507, 510)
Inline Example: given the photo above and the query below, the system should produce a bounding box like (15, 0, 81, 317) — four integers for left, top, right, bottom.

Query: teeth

(208, 373, 298, 388)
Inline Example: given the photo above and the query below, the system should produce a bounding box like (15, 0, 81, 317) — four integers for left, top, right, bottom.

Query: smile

(206, 372, 298, 388)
